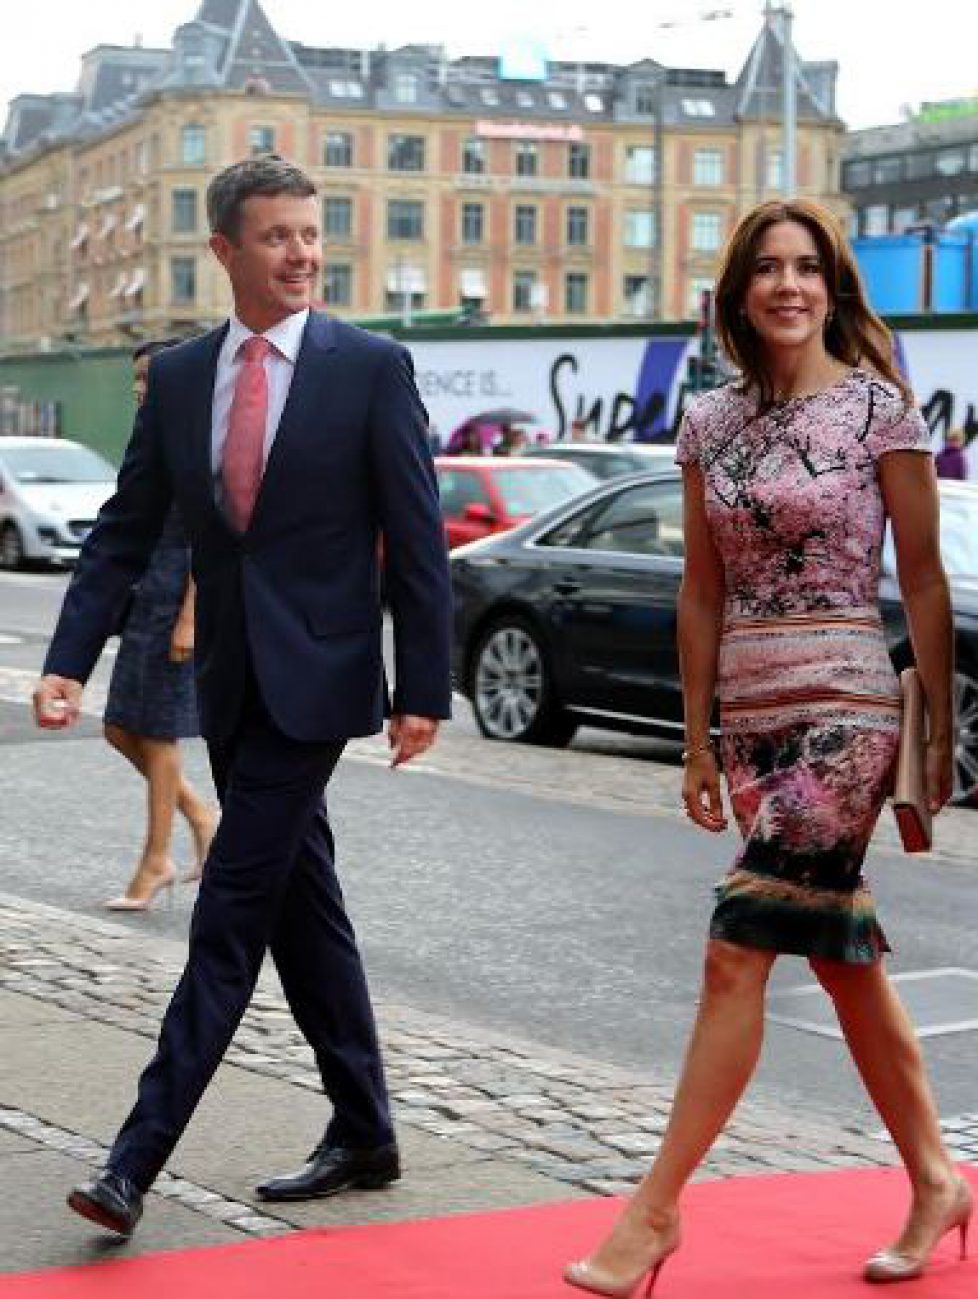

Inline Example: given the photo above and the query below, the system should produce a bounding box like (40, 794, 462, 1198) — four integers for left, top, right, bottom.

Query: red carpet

(2, 1166, 975, 1297)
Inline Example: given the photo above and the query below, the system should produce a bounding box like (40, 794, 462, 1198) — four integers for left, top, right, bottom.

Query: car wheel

(471, 616, 576, 746)
(952, 661, 978, 804)
(0, 522, 25, 571)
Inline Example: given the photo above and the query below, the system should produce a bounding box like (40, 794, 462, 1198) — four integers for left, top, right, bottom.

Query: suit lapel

(249, 312, 339, 530)
(187, 325, 228, 518)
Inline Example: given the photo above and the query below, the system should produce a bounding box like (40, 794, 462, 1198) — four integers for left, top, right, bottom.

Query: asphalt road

(1, 569, 975, 1137)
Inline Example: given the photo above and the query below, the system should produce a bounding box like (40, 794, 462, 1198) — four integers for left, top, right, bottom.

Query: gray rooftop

(2, 0, 839, 164)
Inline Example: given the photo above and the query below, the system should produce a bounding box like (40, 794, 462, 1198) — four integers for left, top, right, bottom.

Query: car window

(436, 468, 490, 515)
(580, 482, 685, 557)
(0, 442, 115, 484)
(491, 465, 593, 516)
(882, 492, 978, 578)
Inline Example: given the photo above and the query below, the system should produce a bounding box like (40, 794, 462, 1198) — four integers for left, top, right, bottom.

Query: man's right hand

(33, 675, 84, 729)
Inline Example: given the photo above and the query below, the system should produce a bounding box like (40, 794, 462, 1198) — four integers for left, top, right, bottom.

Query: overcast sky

(1, 0, 973, 132)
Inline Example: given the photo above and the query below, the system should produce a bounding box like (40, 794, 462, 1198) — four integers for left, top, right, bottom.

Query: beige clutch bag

(892, 667, 932, 853)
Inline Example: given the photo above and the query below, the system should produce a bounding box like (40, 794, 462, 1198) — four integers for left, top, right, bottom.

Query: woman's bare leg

(105, 724, 216, 881)
(576, 941, 778, 1280)
(810, 958, 961, 1257)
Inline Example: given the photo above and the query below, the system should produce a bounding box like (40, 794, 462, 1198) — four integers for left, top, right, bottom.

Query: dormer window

(682, 98, 716, 118)
(548, 91, 568, 110)
(394, 73, 419, 104)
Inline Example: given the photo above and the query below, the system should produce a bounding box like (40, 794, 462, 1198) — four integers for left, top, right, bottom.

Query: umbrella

(468, 407, 536, 425)
(445, 408, 539, 454)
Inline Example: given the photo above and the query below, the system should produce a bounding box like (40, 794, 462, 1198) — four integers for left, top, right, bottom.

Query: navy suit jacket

(44, 312, 452, 742)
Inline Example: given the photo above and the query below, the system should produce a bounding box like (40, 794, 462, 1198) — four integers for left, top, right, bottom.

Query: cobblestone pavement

(0, 891, 896, 1243)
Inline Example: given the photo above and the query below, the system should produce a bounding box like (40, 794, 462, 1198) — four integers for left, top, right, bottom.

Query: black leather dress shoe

(67, 1170, 144, 1237)
(255, 1141, 400, 1202)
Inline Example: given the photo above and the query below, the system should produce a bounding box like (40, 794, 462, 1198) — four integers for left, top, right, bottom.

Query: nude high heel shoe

(564, 1211, 681, 1297)
(864, 1175, 972, 1283)
(104, 869, 176, 913)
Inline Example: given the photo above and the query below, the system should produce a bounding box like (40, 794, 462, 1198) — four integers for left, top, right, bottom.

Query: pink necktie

(222, 335, 272, 532)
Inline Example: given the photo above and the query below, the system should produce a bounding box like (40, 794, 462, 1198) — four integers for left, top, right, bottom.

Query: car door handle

(553, 578, 582, 595)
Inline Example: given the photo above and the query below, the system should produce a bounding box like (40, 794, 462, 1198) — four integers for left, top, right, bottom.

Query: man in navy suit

(33, 156, 452, 1237)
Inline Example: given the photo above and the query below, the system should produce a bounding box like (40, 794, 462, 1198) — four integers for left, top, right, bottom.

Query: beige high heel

(564, 1211, 681, 1297)
(104, 868, 176, 912)
(864, 1175, 972, 1283)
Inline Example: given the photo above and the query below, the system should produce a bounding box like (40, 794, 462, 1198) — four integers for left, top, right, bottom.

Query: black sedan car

(450, 471, 978, 802)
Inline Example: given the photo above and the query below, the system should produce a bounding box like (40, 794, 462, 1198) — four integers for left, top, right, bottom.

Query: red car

(434, 456, 596, 549)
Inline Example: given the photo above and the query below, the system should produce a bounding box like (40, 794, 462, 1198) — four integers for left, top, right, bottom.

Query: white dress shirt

(210, 308, 309, 500)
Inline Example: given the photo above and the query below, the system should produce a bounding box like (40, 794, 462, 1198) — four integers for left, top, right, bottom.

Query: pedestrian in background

(102, 339, 217, 911)
(34, 155, 451, 1239)
(565, 198, 969, 1297)
(935, 426, 969, 480)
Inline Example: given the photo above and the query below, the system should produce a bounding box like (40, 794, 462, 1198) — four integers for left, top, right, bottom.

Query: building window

(323, 197, 353, 240)
(514, 204, 537, 245)
(515, 142, 538, 177)
(873, 157, 904, 184)
(170, 257, 196, 304)
(481, 87, 499, 106)
(461, 202, 484, 244)
(181, 125, 206, 165)
(688, 276, 715, 315)
(324, 131, 353, 167)
(171, 188, 198, 233)
(691, 211, 723, 252)
(387, 199, 424, 240)
(623, 274, 652, 317)
(844, 160, 872, 188)
(566, 206, 589, 246)
(935, 148, 966, 177)
(568, 142, 591, 179)
(766, 148, 784, 190)
(906, 153, 934, 181)
(548, 91, 567, 110)
(625, 210, 655, 247)
(565, 272, 588, 314)
(394, 73, 419, 103)
(388, 134, 425, 171)
(892, 206, 919, 233)
(513, 270, 537, 313)
(625, 145, 656, 185)
(324, 263, 352, 307)
(693, 148, 724, 186)
(463, 137, 486, 174)
(384, 289, 426, 313)
(249, 125, 276, 156)
(635, 83, 657, 115)
(863, 204, 889, 236)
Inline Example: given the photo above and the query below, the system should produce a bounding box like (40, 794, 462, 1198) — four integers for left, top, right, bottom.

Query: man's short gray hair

(206, 156, 317, 242)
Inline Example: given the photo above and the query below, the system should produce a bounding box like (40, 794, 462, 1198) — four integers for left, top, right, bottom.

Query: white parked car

(0, 436, 117, 569)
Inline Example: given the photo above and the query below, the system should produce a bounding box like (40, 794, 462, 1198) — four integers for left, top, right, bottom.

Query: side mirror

(463, 502, 495, 525)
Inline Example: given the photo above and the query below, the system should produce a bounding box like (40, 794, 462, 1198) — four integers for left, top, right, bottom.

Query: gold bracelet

(681, 742, 715, 764)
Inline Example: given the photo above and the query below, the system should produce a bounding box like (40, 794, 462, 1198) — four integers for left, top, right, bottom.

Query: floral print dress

(676, 369, 932, 963)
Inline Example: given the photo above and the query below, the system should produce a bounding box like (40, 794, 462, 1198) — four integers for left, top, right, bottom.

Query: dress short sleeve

(675, 407, 700, 466)
(865, 383, 932, 462)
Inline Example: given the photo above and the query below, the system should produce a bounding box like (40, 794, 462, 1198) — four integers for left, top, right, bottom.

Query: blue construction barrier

(853, 222, 978, 314)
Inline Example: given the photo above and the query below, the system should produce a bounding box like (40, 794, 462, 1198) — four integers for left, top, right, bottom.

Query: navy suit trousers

(109, 669, 394, 1190)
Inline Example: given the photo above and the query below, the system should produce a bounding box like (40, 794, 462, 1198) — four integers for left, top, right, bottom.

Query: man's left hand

(388, 714, 439, 767)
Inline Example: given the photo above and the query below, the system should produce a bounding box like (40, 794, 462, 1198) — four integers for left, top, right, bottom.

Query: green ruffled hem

(709, 892, 891, 964)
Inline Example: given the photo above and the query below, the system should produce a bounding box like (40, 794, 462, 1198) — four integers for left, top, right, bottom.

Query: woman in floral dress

(565, 200, 971, 1295)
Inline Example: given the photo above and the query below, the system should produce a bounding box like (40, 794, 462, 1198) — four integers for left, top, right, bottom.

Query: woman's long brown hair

(714, 198, 913, 409)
